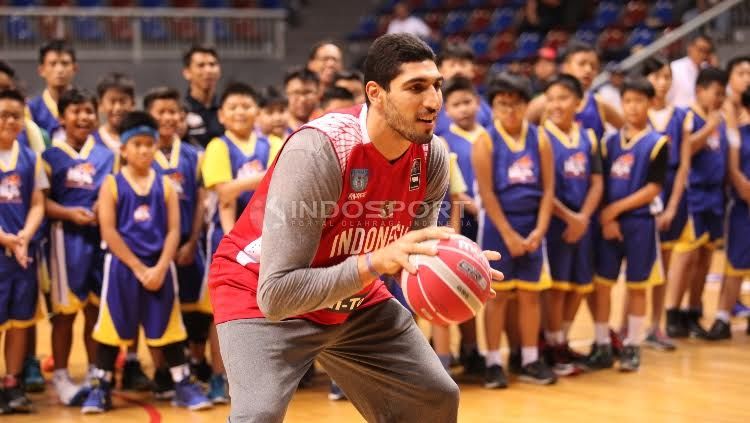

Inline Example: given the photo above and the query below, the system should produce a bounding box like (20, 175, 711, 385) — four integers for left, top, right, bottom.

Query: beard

(382, 95, 434, 145)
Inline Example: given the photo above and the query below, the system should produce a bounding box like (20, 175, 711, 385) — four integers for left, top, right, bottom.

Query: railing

(0, 6, 287, 61)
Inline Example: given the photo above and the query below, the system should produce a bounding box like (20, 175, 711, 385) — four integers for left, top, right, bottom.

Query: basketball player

(0, 61, 47, 152)
(208, 33, 502, 422)
(93, 72, 136, 154)
(28, 39, 78, 142)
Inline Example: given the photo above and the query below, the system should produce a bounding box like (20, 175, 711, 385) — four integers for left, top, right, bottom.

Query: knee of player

(232, 401, 286, 423)
(431, 375, 460, 406)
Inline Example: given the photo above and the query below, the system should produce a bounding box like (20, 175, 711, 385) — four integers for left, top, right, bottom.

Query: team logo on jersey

(563, 152, 588, 178)
(0, 174, 22, 203)
(508, 155, 536, 184)
(167, 171, 185, 199)
(380, 200, 395, 219)
(237, 160, 265, 180)
(409, 158, 421, 191)
(707, 132, 720, 150)
(611, 153, 635, 179)
(350, 168, 368, 192)
(65, 162, 95, 189)
(133, 204, 151, 222)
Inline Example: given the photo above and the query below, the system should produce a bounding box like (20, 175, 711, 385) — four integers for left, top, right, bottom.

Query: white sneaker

(53, 371, 89, 406)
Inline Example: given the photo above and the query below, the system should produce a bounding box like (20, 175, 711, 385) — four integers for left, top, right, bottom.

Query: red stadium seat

(488, 31, 515, 61)
(424, 11, 445, 31)
(108, 16, 133, 42)
(468, 9, 491, 32)
(622, 1, 648, 28)
(544, 29, 570, 50)
(173, 17, 201, 41)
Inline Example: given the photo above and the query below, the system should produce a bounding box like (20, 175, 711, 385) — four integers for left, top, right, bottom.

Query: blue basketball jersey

(0, 141, 38, 239)
(216, 133, 270, 220)
(602, 128, 667, 217)
(152, 138, 201, 240)
(442, 124, 484, 198)
(488, 121, 544, 214)
(544, 121, 597, 211)
(435, 97, 492, 136)
(111, 171, 170, 259)
(576, 93, 607, 141)
(685, 107, 728, 213)
(732, 124, 750, 202)
(649, 106, 687, 201)
(27, 91, 60, 140)
(42, 136, 114, 211)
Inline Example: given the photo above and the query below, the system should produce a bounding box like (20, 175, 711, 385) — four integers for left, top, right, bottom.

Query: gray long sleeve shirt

(257, 128, 449, 321)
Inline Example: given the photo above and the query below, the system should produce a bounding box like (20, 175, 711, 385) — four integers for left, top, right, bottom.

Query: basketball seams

(418, 254, 482, 313)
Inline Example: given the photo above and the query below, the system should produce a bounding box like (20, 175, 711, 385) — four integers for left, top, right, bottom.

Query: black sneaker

(686, 310, 710, 339)
(619, 345, 641, 372)
(519, 360, 557, 385)
(581, 344, 614, 371)
(190, 360, 212, 384)
(460, 347, 486, 376)
(152, 367, 175, 400)
(0, 390, 12, 414)
(609, 328, 624, 358)
(298, 365, 315, 389)
(483, 365, 508, 389)
(666, 308, 689, 338)
(507, 349, 522, 375)
(5, 386, 32, 413)
(122, 360, 153, 391)
(707, 319, 732, 340)
(549, 345, 576, 376)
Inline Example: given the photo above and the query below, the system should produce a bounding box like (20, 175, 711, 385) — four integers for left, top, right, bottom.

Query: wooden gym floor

(2, 257, 749, 422)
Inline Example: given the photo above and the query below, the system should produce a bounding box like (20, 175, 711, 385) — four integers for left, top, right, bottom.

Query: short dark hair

(640, 56, 669, 77)
(560, 40, 597, 64)
(143, 86, 180, 111)
(182, 44, 218, 68)
(39, 39, 76, 64)
(620, 77, 655, 98)
(727, 55, 750, 77)
(283, 66, 320, 88)
(219, 81, 260, 107)
(308, 40, 341, 61)
(96, 72, 135, 100)
(363, 33, 436, 105)
(690, 32, 714, 48)
(437, 42, 475, 67)
(321, 86, 355, 108)
(741, 87, 750, 109)
(0, 61, 16, 79)
(0, 89, 25, 105)
(442, 76, 477, 102)
(486, 73, 532, 104)
(118, 111, 158, 136)
(695, 66, 728, 89)
(258, 85, 288, 109)
(58, 87, 97, 116)
(333, 69, 364, 84)
(544, 73, 583, 98)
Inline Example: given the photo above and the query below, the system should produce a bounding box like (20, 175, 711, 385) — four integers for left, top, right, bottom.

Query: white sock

(53, 368, 70, 381)
(595, 323, 611, 345)
(552, 330, 565, 345)
(521, 347, 538, 366)
(561, 321, 572, 339)
(544, 331, 556, 345)
(625, 315, 645, 346)
(485, 350, 502, 367)
(716, 310, 731, 323)
(126, 352, 139, 362)
(170, 364, 190, 383)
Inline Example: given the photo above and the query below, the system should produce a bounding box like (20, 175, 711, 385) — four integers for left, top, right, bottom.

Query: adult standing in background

(306, 41, 344, 93)
(386, 2, 431, 40)
(182, 45, 223, 148)
(667, 34, 715, 108)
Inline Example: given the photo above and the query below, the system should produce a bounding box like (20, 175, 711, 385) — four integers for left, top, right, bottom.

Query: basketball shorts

(673, 209, 724, 252)
(546, 216, 594, 294)
(92, 254, 186, 347)
(478, 211, 550, 292)
(0, 246, 42, 329)
(48, 222, 104, 314)
(725, 200, 750, 278)
(659, 195, 690, 250)
(595, 216, 664, 289)
(177, 237, 211, 315)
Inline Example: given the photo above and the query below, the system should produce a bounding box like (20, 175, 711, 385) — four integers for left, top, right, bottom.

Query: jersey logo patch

(707, 132, 720, 150)
(0, 174, 22, 203)
(409, 158, 421, 191)
(563, 152, 588, 178)
(133, 204, 152, 222)
(167, 171, 186, 199)
(237, 159, 265, 180)
(508, 154, 536, 184)
(611, 153, 634, 179)
(65, 162, 96, 189)
(350, 168, 368, 192)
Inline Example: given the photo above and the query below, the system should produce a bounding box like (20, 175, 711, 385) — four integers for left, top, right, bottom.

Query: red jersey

(209, 105, 431, 324)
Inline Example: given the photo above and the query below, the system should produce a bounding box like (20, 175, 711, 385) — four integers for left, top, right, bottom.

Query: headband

(120, 125, 159, 144)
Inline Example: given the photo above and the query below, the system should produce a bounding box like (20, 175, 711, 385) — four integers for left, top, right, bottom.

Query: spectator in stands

(667, 33, 715, 108)
(530, 47, 558, 96)
(284, 67, 320, 132)
(596, 63, 625, 115)
(333, 70, 365, 104)
(320, 86, 355, 113)
(523, 0, 590, 32)
(182, 44, 223, 148)
(386, 2, 431, 40)
(306, 41, 343, 92)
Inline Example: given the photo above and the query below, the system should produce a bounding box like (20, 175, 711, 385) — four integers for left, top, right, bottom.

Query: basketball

(401, 234, 493, 326)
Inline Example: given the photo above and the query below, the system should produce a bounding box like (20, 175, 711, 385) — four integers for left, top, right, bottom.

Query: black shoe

(519, 360, 557, 385)
(298, 365, 315, 389)
(460, 347, 486, 376)
(549, 345, 577, 376)
(122, 360, 153, 391)
(483, 365, 508, 389)
(666, 308, 689, 338)
(609, 328, 624, 358)
(581, 344, 614, 371)
(0, 390, 12, 414)
(619, 345, 641, 372)
(152, 367, 175, 400)
(190, 360, 212, 384)
(686, 309, 710, 339)
(508, 349, 522, 375)
(5, 386, 32, 413)
(707, 319, 732, 340)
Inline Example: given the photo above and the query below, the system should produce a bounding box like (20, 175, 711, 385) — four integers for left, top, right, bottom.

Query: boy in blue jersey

(42, 88, 114, 406)
(0, 61, 47, 153)
(541, 74, 603, 375)
(474, 73, 556, 387)
(94, 73, 136, 154)
(589, 78, 668, 372)
(28, 40, 78, 142)
(664, 67, 728, 340)
(0, 89, 46, 413)
(82, 111, 211, 414)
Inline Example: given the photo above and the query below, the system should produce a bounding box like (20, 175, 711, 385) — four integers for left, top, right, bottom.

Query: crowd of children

(0, 32, 749, 415)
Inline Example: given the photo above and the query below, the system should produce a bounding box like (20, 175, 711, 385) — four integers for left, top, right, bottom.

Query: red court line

(113, 392, 162, 423)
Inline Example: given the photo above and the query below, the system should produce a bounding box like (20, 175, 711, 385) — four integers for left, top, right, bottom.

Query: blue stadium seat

(594, 1, 621, 30)
(487, 8, 515, 34)
(72, 16, 105, 42)
(421, 0, 444, 12)
(349, 15, 377, 40)
(139, 0, 167, 7)
(10, 0, 40, 6)
(575, 22, 599, 45)
(651, 0, 674, 26)
(202, 0, 229, 7)
(488, 61, 507, 76)
(628, 26, 656, 48)
(466, 0, 487, 8)
(77, 0, 104, 6)
(442, 11, 468, 35)
(141, 17, 168, 41)
(212, 18, 231, 41)
(468, 33, 490, 58)
(5, 15, 37, 42)
(258, 0, 283, 7)
(508, 32, 541, 60)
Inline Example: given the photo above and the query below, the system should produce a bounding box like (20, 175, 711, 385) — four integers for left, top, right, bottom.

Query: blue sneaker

(207, 374, 229, 404)
(81, 379, 112, 414)
(731, 300, 750, 318)
(173, 377, 212, 411)
(328, 380, 347, 401)
(23, 357, 45, 393)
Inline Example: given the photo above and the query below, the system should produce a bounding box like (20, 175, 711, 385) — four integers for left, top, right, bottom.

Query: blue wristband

(365, 252, 381, 278)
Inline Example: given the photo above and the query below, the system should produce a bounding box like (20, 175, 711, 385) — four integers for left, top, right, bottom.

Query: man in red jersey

(208, 33, 502, 422)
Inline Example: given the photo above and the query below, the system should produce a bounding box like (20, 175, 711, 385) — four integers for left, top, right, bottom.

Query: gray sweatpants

(217, 299, 459, 423)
